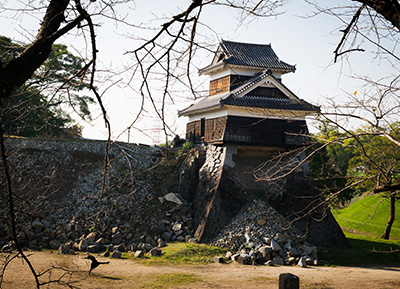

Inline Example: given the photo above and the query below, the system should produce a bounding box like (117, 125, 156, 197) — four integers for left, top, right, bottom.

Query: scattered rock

(172, 223, 182, 231)
(149, 248, 162, 257)
(209, 199, 319, 267)
(265, 260, 274, 266)
(78, 239, 88, 251)
(25, 231, 35, 241)
(114, 243, 126, 252)
(58, 244, 71, 255)
(103, 244, 113, 252)
(259, 246, 272, 257)
(49, 240, 61, 250)
(237, 254, 251, 265)
(112, 232, 123, 245)
(87, 244, 99, 253)
(1, 139, 322, 269)
(96, 238, 105, 245)
(297, 257, 307, 268)
(135, 250, 144, 258)
(213, 256, 224, 263)
(164, 193, 182, 205)
(231, 253, 240, 262)
(271, 239, 282, 252)
(43, 221, 52, 230)
(111, 250, 122, 258)
(257, 219, 267, 226)
(273, 257, 284, 265)
(32, 220, 44, 229)
(157, 238, 166, 247)
(187, 238, 198, 244)
(86, 232, 96, 243)
(161, 232, 172, 242)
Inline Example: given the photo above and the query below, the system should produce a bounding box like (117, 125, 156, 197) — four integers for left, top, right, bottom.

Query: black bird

(84, 254, 110, 275)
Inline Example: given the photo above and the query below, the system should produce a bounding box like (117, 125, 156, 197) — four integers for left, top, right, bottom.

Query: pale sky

(0, 1, 395, 144)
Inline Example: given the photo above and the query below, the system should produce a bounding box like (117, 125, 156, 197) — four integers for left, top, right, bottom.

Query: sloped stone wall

(192, 145, 226, 240)
(0, 138, 349, 254)
(190, 144, 350, 248)
(0, 138, 194, 252)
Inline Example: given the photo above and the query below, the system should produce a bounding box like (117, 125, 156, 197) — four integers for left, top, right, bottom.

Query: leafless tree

(254, 0, 400, 239)
(0, 0, 289, 287)
(1, 0, 399, 286)
(310, 1, 400, 239)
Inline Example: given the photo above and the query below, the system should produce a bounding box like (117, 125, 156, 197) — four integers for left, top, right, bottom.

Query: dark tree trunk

(0, 0, 69, 103)
(357, 0, 400, 31)
(381, 194, 396, 240)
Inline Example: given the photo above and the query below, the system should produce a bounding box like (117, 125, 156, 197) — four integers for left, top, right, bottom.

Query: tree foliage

(308, 121, 356, 205)
(0, 36, 93, 138)
(309, 120, 400, 238)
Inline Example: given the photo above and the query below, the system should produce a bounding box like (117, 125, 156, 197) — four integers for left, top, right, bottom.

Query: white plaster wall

(208, 67, 284, 81)
(187, 106, 306, 122)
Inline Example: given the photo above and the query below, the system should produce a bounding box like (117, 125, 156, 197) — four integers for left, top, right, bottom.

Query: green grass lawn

(332, 194, 400, 239)
(319, 231, 400, 266)
(324, 194, 400, 266)
(123, 242, 227, 265)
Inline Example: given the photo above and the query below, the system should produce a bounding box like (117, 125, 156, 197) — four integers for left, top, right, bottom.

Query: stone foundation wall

(190, 143, 350, 248)
(192, 145, 225, 240)
(0, 138, 349, 254)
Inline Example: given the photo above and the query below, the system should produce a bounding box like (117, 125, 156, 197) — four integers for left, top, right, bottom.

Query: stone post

(279, 273, 299, 289)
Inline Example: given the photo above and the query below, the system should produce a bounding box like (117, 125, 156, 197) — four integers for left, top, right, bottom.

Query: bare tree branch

(334, 4, 365, 62)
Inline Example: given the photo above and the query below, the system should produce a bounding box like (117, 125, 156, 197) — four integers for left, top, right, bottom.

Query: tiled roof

(178, 68, 319, 117)
(220, 40, 295, 71)
(178, 92, 229, 116)
(221, 96, 318, 111)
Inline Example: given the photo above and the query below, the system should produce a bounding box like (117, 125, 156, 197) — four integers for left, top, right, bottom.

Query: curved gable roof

(199, 40, 296, 76)
(219, 40, 296, 72)
(178, 70, 319, 117)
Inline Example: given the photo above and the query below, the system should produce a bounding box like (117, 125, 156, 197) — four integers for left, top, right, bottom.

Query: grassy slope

(332, 194, 400, 239)
(319, 231, 400, 266)
(320, 194, 400, 266)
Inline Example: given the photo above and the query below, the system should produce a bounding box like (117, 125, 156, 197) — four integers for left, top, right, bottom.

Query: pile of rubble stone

(209, 199, 319, 267)
(1, 138, 319, 267)
(0, 137, 198, 257)
(1, 191, 197, 259)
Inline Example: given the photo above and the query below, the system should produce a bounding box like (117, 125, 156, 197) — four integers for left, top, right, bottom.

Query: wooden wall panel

(186, 116, 309, 147)
(209, 75, 230, 95)
(186, 116, 227, 144)
(223, 116, 308, 147)
(213, 116, 227, 141)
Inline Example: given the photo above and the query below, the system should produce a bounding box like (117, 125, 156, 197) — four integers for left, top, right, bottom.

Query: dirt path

(2, 252, 400, 288)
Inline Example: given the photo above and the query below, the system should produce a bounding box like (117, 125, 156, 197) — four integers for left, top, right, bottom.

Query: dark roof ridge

(221, 95, 320, 112)
(221, 39, 272, 48)
(217, 40, 296, 72)
(231, 70, 271, 97)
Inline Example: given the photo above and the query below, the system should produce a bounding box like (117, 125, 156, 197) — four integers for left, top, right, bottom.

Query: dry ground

(1, 251, 400, 289)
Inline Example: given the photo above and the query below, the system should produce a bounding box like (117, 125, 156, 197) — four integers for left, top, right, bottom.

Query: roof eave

(198, 61, 226, 75)
(199, 63, 295, 76)
(178, 103, 224, 117)
(224, 104, 319, 117)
